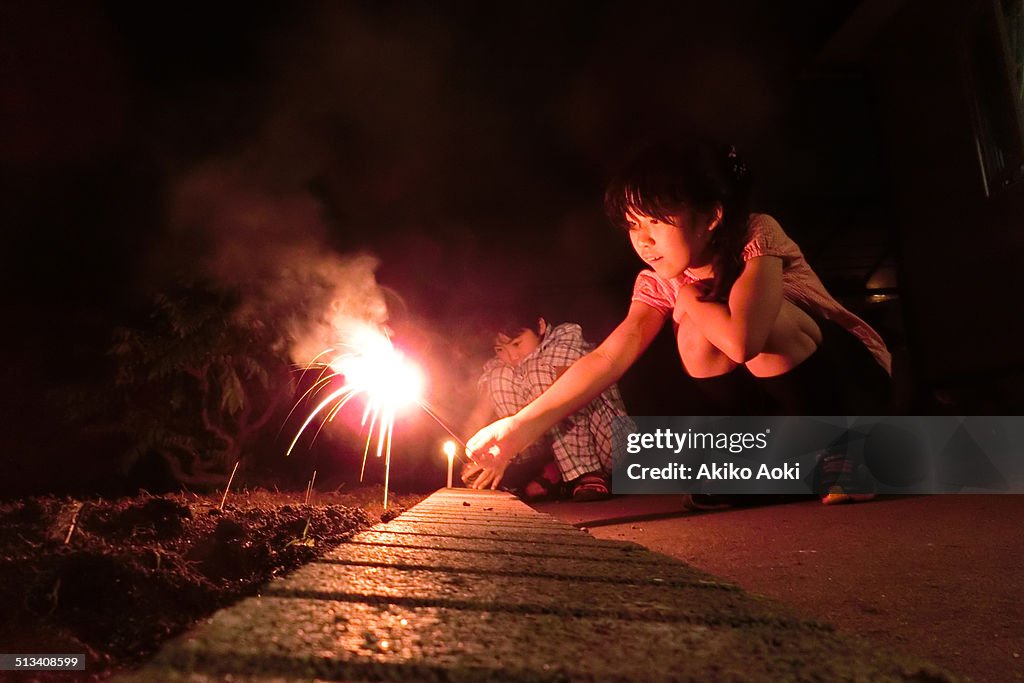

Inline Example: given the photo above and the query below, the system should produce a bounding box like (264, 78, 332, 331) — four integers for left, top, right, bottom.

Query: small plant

(284, 518, 315, 548)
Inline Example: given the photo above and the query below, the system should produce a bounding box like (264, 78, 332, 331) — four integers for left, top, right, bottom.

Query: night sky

(1, 1, 870, 490)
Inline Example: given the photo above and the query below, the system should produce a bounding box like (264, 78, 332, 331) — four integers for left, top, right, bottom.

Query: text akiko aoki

(626, 462, 801, 481)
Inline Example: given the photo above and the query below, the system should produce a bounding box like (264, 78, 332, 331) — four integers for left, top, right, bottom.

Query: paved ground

(119, 488, 965, 682)
(534, 494, 1024, 683)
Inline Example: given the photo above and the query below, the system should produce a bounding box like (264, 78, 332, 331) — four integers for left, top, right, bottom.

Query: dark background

(2, 1, 1022, 495)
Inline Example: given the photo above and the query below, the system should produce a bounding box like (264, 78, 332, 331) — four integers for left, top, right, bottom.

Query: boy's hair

(604, 139, 754, 302)
(476, 286, 548, 341)
(488, 310, 545, 341)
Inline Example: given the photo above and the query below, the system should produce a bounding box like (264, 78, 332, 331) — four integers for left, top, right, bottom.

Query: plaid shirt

(479, 323, 629, 481)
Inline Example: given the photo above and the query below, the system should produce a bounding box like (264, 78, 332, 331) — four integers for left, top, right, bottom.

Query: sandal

(571, 472, 611, 502)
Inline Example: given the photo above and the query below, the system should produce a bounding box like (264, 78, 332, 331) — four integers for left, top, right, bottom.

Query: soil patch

(0, 486, 424, 680)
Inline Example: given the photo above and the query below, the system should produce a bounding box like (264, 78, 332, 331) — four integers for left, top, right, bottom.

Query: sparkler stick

(219, 460, 240, 511)
(417, 400, 468, 452)
(64, 502, 83, 545)
(304, 470, 317, 505)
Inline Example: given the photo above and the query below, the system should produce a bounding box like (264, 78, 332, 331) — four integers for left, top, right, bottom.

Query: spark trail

(288, 323, 466, 508)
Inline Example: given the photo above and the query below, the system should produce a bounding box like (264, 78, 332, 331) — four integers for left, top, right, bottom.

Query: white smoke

(165, 156, 391, 364)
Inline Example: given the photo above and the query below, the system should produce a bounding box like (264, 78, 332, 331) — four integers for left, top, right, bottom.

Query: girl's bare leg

(677, 299, 822, 378)
(676, 314, 738, 378)
(745, 300, 822, 378)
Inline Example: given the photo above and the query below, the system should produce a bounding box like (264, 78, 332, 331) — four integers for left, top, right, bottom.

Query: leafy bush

(106, 282, 295, 488)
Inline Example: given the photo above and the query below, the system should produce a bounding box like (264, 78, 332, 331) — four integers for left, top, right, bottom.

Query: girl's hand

(467, 453, 512, 490)
(461, 460, 510, 489)
(465, 415, 538, 490)
(676, 278, 712, 307)
(460, 456, 511, 489)
(671, 282, 700, 324)
(466, 415, 537, 463)
(673, 279, 718, 329)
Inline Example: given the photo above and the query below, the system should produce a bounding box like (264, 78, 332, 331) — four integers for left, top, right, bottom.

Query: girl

(467, 140, 891, 503)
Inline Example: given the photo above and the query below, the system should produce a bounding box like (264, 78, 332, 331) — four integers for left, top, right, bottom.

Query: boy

(462, 314, 630, 502)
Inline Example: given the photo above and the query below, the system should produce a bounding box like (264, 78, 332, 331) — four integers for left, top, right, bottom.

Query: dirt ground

(535, 494, 1024, 683)
(6, 486, 1017, 682)
(0, 486, 425, 681)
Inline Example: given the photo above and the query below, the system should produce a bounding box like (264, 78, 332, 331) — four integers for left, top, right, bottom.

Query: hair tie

(727, 145, 748, 183)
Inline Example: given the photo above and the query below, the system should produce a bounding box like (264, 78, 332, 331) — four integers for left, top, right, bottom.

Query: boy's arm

(543, 325, 587, 379)
(673, 255, 784, 363)
(466, 302, 664, 487)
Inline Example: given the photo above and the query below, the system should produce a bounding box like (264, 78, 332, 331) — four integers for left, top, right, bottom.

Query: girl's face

(625, 207, 716, 279)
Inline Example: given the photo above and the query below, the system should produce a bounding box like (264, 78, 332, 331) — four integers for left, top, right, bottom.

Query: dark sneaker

(681, 494, 734, 511)
(821, 488, 876, 505)
(815, 451, 875, 505)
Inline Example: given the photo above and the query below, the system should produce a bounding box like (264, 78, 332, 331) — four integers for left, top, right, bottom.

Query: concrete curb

(116, 488, 965, 682)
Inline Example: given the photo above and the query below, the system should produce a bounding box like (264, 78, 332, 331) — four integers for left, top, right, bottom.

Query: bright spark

(288, 324, 424, 509)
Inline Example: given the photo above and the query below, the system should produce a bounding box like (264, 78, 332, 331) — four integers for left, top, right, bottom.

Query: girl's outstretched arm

(675, 255, 784, 363)
(466, 302, 665, 489)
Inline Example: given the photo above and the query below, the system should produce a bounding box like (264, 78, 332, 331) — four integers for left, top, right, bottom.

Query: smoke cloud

(166, 156, 391, 365)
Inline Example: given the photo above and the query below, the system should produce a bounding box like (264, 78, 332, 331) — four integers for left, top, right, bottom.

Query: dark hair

(490, 311, 543, 340)
(604, 139, 753, 302)
(478, 295, 547, 341)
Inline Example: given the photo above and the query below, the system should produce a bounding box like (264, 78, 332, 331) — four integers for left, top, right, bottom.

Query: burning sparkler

(287, 322, 466, 508)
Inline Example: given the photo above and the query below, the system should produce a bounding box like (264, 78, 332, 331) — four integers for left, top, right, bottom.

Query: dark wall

(867, 0, 1024, 405)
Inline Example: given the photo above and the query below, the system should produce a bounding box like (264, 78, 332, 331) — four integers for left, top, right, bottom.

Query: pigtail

(701, 144, 753, 303)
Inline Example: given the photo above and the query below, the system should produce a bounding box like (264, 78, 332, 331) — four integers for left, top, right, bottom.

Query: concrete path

(118, 489, 963, 682)
(535, 494, 1023, 683)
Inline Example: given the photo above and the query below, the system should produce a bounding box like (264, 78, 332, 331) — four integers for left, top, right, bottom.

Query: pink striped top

(631, 213, 892, 374)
